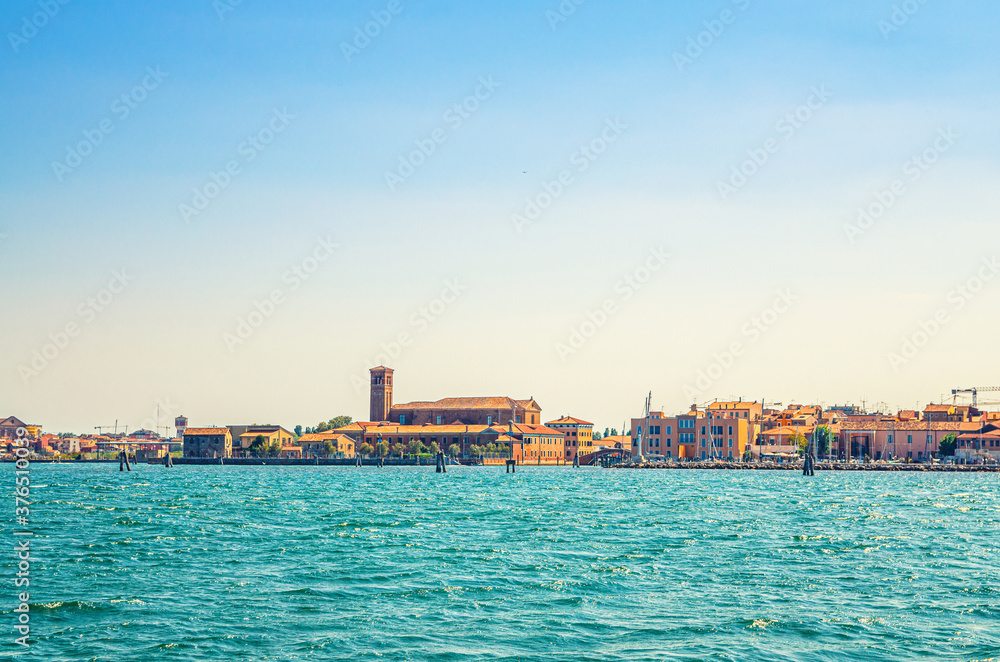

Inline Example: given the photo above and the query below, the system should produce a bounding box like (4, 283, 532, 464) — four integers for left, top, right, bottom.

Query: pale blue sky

(2, 0, 999, 432)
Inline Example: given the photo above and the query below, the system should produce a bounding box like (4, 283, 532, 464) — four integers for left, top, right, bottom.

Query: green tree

(328, 415, 353, 430)
(603, 427, 610, 438)
(790, 431, 808, 454)
(359, 442, 374, 457)
(428, 441, 440, 455)
(470, 444, 481, 457)
(593, 430, 603, 441)
(939, 433, 958, 458)
(391, 442, 405, 459)
(610, 428, 618, 436)
(448, 443, 460, 458)
(407, 439, 424, 457)
(249, 434, 267, 453)
(316, 421, 330, 432)
(260, 439, 282, 457)
(322, 439, 336, 457)
(377, 440, 390, 457)
(294, 425, 303, 438)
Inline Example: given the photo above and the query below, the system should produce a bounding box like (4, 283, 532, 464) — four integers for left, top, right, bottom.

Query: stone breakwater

(610, 460, 1000, 472)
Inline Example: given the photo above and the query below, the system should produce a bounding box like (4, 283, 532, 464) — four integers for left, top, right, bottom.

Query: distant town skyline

(3, 0, 999, 433)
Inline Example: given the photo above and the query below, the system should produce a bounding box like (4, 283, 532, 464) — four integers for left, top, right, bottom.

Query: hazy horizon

(3, 0, 999, 434)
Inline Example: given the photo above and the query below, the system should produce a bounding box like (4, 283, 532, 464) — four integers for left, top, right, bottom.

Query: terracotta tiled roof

(923, 405, 954, 413)
(545, 416, 594, 426)
(183, 428, 229, 435)
(297, 432, 347, 442)
(957, 430, 1000, 440)
(763, 426, 802, 437)
(511, 423, 565, 437)
(394, 397, 525, 410)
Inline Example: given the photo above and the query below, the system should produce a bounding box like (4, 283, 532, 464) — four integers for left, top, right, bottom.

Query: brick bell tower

(369, 366, 394, 422)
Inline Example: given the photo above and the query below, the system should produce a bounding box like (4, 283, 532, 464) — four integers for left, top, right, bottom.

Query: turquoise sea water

(5, 464, 1000, 661)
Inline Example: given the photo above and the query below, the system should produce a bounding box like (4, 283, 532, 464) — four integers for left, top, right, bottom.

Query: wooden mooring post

(506, 459, 516, 473)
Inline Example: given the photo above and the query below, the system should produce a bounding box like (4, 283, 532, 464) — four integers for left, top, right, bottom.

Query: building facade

(298, 432, 355, 458)
(545, 416, 594, 462)
(370, 366, 394, 422)
(183, 427, 232, 458)
(631, 408, 752, 460)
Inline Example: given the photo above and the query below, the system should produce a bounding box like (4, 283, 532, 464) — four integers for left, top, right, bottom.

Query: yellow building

(545, 416, 594, 463)
(297, 432, 355, 458)
(236, 425, 294, 455)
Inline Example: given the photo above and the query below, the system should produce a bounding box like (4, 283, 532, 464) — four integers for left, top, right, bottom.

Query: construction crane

(951, 387, 1000, 408)
(94, 421, 118, 435)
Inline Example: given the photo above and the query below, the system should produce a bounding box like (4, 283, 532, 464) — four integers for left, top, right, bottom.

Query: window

(436, 415, 442, 425)
(487, 416, 493, 425)
(908, 434, 913, 444)
(701, 426, 707, 435)
(728, 426, 733, 435)
(728, 439, 733, 448)
(666, 426, 672, 435)
(399, 415, 405, 424)
(701, 439, 706, 448)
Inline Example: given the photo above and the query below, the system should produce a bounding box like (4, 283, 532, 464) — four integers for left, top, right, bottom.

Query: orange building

(545, 416, 594, 462)
(631, 407, 752, 460)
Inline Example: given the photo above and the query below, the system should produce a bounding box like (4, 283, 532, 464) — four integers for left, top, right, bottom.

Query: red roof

(546, 416, 594, 426)
(183, 427, 229, 435)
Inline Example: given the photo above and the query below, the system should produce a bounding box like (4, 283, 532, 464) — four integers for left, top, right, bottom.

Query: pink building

(835, 420, 984, 461)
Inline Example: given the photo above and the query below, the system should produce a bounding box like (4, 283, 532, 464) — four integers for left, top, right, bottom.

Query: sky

(2, 0, 999, 435)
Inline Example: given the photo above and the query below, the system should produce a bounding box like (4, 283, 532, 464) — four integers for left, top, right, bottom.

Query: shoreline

(5, 458, 1000, 472)
(612, 461, 1000, 472)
